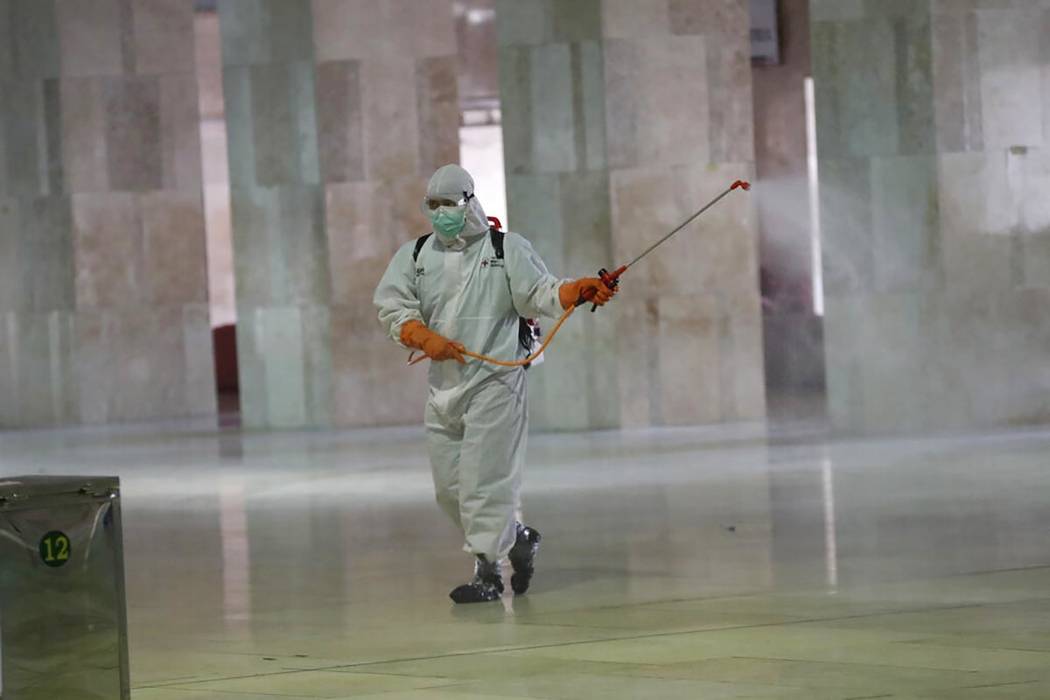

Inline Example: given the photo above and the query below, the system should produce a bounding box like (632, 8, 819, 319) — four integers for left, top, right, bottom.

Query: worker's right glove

(559, 277, 617, 310)
(400, 320, 466, 363)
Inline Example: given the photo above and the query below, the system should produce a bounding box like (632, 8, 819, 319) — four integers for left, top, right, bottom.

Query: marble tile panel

(326, 180, 379, 305)
(58, 78, 108, 194)
(104, 76, 163, 192)
(1019, 147, 1050, 236)
(976, 8, 1044, 148)
(0, 4, 13, 82)
(11, 311, 76, 425)
(657, 295, 723, 424)
(0, 84, 7, 196)
(600, 39, 639, 170)
(937, 152, 1015, 294)
(292, 61, 322, 186)
(217, 0, 271, 67)
(361, 56, 419, 181)
(250, 62, 320, 187)
(893, 10, 936, 156)
(705, 25, 754, 164)
(669, 0, 749, 37)
(2, 80, 44, 199)
(256, 306, 308, 428)
(505, 173, 563, 271)
(158, 72, 203, 192)
(0, 314, 14, 425)
(495, 0, 550, 48)
(576, 40, 607, 172)
(558, 170, 612, 273)
(71, 192, 142, 309)
(603, 0, 670, 38)
(331, 304, 424, 427)
(382, 0, 457, 60)
(384, 173, 431, 247)
(316, 60, 365, 184)
(181, 303, 217, 418)
(582, 309, 623, 429)
(76, 307, 186, 423)
(808, 0, 866, 23)
(1044, 9, 1050, 150)
(857, 292, 933, 433)
(275, 184, 331, 306)
(497, 46, 535, 175)
(19, 195, 74, 312)
(300, 303, 333, 426)
(55, 0, 123, 78)
(228, 186, 275, 307)
(719, 299, 766, 421)
(630, 35, 710, 168)
(117, 306, 189, 421)
(415, 56, 460, 176)
(818, 157, 874, 295)
(233, 306, 268, 426)
(932, 10, 984, 153)
(608, 166, 679, 299)
(529, 43, 576, 173)
(870, 155, 940, 294)
(529, 317, 590, 431)
(140, 191, 207, 306)
(264, 0, 315, 65)
(841, 20, 901, 157)
(10, 0, 60, 81)
(550, 0, 601, 43)
(822, 296, 867, 431)
(0, 198, 19, 310)
(130, 0, 195, 76)
(220, 66, 258, 190)
(311, 0, 382, 62)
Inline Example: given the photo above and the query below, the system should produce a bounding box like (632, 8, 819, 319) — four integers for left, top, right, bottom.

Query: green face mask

(430, 206, 467, 240)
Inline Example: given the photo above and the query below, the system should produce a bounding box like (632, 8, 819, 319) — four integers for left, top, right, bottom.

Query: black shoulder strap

(489, 227, 504, 260)
(412, 233, 432, 263)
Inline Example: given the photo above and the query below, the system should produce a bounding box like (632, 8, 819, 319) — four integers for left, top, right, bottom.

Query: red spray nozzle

(731, 180, 751, 191)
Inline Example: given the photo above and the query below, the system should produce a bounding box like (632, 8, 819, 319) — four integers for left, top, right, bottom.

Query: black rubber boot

(508, 523, 541, 595)
(449, 555, 504, 604)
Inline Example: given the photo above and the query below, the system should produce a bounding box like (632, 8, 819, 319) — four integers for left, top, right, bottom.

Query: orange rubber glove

(559, 277, 617, 310)
(400, 320, 466, 363)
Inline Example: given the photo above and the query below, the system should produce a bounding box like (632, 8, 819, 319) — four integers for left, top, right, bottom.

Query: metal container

(0, 476, 130, 700)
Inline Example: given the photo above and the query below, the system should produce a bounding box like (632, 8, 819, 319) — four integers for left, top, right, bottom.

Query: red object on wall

(213, 324, 239, 393)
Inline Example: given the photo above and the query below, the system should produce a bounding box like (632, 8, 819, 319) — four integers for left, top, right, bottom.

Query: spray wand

(409, 179, 751, 367)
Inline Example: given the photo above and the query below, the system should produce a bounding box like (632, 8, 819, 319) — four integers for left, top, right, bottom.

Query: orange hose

(407, 304, 578, 367)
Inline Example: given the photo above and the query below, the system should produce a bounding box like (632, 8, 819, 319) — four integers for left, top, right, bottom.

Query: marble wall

(812, 0, 1050, 433)
(219, 0, 454, 428)
(497, 0, 765, 430)
(0, 0, 215, 427)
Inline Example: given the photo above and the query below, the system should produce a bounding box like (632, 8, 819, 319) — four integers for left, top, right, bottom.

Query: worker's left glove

(559, 277, 617, 310)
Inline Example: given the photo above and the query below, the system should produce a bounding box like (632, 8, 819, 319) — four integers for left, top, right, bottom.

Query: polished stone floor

(2, 417, 1050, 699)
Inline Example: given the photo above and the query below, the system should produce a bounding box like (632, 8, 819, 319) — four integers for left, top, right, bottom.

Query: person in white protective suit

(373, 164, 616, 603)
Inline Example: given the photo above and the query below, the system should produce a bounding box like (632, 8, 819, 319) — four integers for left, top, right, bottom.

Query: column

(497, 0, 765, 430)
(312, 0, 457, 427)
(219, 0, 333, 428)
(812, 0, 1050, 433)
(0, 0, 215, 427)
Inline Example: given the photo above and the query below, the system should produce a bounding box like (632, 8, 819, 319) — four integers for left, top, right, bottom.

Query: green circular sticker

(39, 531, 72, 568)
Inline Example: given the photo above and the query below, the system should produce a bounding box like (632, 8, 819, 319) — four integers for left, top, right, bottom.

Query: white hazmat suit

(374, 165, 565, 561)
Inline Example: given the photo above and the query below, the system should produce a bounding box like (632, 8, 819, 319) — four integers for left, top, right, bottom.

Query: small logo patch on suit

(481, 257, 504, 269)
(415, 267, 425, 277)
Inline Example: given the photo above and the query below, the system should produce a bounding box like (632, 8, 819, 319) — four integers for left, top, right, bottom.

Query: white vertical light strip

(804, 77, 825, 317)
(821, 456, 839, 589)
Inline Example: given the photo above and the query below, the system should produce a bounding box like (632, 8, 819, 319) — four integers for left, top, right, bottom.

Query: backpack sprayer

(409, 179, 751, 367)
